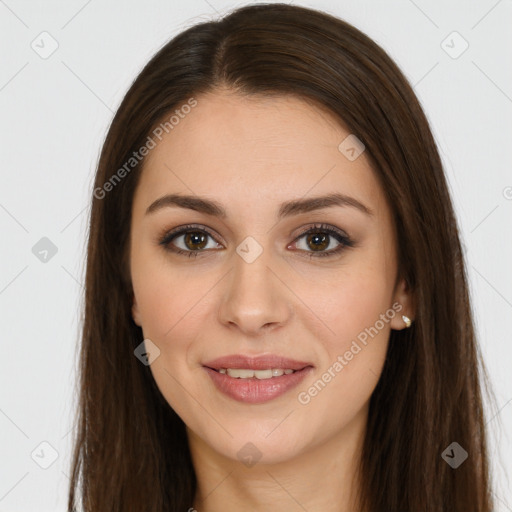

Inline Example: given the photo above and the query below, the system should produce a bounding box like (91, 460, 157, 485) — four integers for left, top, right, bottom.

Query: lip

(203, 354, 314, 404)
(203, 354, 312, 371)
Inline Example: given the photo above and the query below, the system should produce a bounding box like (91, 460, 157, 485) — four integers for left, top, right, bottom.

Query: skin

(130, 89, 414, 512)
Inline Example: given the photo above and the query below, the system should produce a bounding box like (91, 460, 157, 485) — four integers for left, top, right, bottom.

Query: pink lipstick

(203, 354, 314, 404)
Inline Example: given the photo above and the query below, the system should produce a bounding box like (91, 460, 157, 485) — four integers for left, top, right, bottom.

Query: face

(129, 89, 413, 465)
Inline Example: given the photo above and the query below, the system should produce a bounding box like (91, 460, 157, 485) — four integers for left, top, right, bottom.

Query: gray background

(0, 0, 511, 510)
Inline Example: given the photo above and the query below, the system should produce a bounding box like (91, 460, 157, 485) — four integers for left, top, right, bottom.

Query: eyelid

(158, 223, 224, 245)
(158, 222, 354, 258)
(288, 223, 354, 258)
(291, 222, 350, 241)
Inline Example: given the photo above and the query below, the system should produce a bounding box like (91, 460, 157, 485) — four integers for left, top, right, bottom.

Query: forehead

(135, 90, 387, 219)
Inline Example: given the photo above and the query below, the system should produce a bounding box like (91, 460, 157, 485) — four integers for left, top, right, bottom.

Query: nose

(217, 247, 292, 336)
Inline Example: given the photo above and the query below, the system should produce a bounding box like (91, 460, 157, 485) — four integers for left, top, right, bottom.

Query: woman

(68, 3, 495, 511)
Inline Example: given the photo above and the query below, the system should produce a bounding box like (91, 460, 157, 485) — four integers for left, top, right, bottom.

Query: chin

(203, 425, 312, 467)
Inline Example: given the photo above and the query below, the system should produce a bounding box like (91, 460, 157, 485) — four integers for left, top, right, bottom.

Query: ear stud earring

(402, 315, 412, 328)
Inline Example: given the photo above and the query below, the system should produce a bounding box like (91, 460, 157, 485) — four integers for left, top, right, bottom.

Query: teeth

(228, 369, 257, 379)
(220, 368, 296, 379)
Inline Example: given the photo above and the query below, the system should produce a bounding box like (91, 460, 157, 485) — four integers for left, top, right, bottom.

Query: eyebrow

(145, 192, 374, 218)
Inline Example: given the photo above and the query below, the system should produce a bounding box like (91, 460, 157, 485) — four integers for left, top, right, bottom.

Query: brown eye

(159, 225, 223, 256)
(184, 231, 208, 250)
(305, 233, 329, 251)
(291, 223, 355, 258)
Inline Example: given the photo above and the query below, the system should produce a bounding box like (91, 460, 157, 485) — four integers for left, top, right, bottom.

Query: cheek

(295, 262, 393, 407)
(131, 248, 214, 340)
(274, 278, 392, 461)
(132, 260, 213, 422)
(301, 259, 394, 347)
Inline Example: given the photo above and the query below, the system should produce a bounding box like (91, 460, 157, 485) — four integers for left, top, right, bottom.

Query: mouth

(214, 368, 297, 378)
(203, 354, 314, 404)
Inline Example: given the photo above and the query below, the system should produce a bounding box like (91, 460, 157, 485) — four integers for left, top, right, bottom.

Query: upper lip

(203, 354, 313, 371)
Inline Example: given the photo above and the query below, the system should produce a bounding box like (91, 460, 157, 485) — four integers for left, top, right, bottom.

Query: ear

(390, 277, 415, 330)
(131, 293, 142, 327)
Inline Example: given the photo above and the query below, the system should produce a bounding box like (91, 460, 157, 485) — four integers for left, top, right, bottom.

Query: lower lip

(203, 366, 313, 404)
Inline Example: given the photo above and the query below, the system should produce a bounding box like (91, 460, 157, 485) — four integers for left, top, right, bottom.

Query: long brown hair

(68, 3, 495, 510)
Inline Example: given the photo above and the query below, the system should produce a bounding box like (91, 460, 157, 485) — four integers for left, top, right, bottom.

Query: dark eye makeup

(157, 222, 355, 259)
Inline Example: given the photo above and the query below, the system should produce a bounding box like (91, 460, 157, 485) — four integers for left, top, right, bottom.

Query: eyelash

(158, 223, 355, 259)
